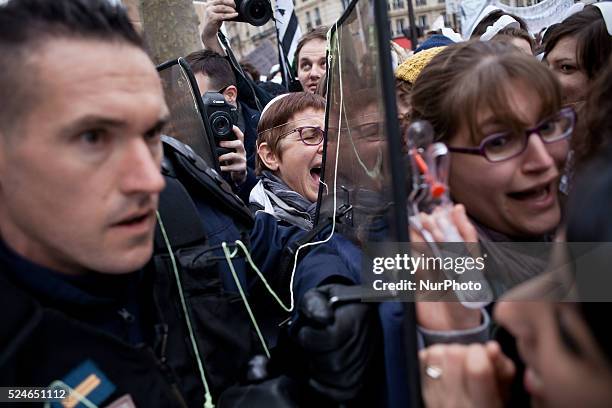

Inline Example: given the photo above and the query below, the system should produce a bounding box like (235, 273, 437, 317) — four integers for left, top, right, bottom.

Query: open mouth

(114, 211, 152, 227)
(310, 166, 322, 183)
(507, 183, 551, 202)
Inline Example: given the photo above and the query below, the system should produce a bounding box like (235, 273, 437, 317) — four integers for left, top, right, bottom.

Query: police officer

(0, 1, 259, 406)
(0, 2, 383, 407)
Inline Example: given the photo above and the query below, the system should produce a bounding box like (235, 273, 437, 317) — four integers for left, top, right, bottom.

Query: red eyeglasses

(278, 126, 325, 146)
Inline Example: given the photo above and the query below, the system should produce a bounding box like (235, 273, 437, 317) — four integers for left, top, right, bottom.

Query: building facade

(125, 0, 451, 61)
(387, 0, 450, 39)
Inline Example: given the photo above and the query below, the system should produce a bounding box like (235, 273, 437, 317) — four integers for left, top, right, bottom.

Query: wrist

(417, 302, 483, 331)
(233, 170, 247, 185)
(202, 31, 225, 55)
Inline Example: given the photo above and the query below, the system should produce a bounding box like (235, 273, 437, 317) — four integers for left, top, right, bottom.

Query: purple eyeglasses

(447, 107, 576, 163)
(278, 126, 325, 146)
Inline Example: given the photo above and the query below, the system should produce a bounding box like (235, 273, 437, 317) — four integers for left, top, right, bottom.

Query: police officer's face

(0, 38, 168, 275)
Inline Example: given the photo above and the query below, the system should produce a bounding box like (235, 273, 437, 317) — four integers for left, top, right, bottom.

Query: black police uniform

(0, 137, 262, 407)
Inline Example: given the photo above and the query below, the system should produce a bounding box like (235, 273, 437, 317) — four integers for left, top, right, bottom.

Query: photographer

(200, 0, 275, 110)
(186, 49, 258, 199)
(200, 0, 329, 96)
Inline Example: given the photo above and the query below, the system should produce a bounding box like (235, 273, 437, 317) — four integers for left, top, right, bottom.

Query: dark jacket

(240, 101, 260, 171)
(230, 56, 274, 112)
(0, 239, 253, 407)
(0, 142, 259, 407)
(233, 101, 261, 203)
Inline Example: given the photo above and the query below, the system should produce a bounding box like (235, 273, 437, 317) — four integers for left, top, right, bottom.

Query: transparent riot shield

(316, 1, 422, 405)
(157, 58, 220, 172)
(316, 2, 409, 245)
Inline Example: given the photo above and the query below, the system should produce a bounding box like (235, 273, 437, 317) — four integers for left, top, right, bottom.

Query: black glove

(296, 284, 378, 402)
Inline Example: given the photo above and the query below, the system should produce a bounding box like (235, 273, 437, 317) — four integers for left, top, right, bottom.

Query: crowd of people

(0, 0, 611, 407)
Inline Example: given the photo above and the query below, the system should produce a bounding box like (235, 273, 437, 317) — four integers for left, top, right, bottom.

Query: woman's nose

(522, 133, 556, 174)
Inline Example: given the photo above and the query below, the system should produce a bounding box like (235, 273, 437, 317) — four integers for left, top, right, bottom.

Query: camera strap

(217, 31, 264, 111)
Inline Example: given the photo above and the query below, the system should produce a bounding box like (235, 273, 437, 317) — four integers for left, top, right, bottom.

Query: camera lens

(210, 112, 232, 137)
(249, 1, 266, 19)
(241, 0, 272, 26)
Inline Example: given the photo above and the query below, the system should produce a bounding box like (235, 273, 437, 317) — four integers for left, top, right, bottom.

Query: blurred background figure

(294, 26, 328, 93)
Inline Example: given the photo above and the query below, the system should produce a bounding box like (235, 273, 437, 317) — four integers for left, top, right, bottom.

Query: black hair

(0, 0, 143, 132)
(184, 49, 237, 91)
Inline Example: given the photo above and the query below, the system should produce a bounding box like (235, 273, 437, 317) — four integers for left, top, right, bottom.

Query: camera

(201, 92, 238, 157)
(231, 0, 272, 26)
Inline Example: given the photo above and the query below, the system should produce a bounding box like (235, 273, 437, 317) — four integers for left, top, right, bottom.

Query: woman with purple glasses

(411, 41, 574, 294)
(250, 92, 326, 229)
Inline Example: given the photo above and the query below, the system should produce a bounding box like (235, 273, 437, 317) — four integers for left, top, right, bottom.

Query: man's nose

(310, 66, 324, 79)
(120, 139, 166, 195)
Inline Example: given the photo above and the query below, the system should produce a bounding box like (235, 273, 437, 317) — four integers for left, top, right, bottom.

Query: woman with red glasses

(251, 92, 326, 229)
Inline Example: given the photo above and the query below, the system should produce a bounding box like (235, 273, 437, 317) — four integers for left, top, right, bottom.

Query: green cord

(222, 24, 346, 319)
(156, 212, 214, 408)
(232, 240, 292, 312)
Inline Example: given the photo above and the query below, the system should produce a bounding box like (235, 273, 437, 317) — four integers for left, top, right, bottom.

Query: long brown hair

(411, 41, 562, 144)
(543, 6, 612, 80)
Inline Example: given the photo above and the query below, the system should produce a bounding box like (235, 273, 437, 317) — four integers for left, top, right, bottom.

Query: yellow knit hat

(395, 46, 446, 84)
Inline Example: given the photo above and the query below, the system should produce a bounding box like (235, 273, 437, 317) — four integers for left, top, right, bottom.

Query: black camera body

(231, 0, 272, 26)
(201, 92, 237, 157)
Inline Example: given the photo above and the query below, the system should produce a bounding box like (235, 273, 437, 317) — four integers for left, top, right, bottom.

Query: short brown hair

(256, 92, 326, 174)
(411, 40, 561, 144)
(184, 49, 236, 90)
(544, 6, 612, 80)
(0, 0, 143, 135)
(294, 26, 328, 68)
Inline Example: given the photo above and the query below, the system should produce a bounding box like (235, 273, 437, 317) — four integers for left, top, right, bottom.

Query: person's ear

(222, 85, 238, 105)
(258, 142, 280, 171)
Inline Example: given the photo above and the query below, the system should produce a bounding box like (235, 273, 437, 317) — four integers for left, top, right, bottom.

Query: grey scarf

(260, 170, 318, 230)
(474, 220, 552, 298)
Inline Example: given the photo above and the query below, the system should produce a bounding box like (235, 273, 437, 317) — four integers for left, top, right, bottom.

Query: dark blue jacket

(289, 233, 411, 408)
(233, 102, 261, 203)
(241, 101, 260, 171)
